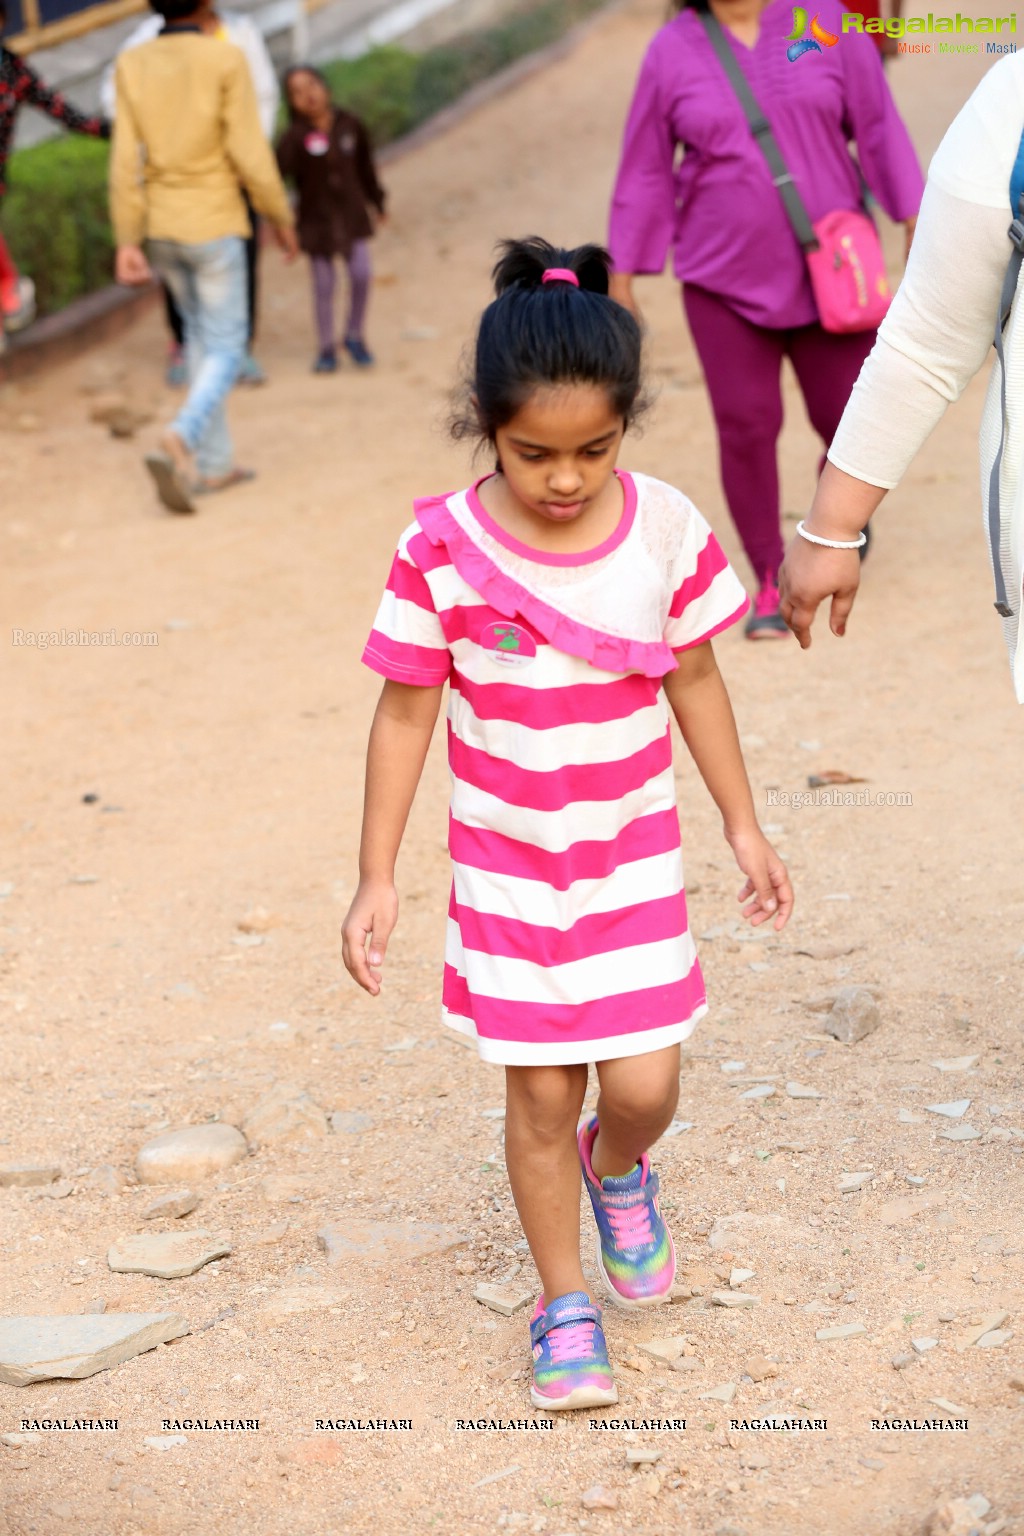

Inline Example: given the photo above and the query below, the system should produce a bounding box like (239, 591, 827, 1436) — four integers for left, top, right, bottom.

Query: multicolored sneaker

(529, 1291, 617, 1412)
(578, 1116, 676, 1309)
(744, 573, 788, 640)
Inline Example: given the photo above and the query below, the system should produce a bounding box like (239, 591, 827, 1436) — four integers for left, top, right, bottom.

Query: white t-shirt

(827, 53, 1024, 700)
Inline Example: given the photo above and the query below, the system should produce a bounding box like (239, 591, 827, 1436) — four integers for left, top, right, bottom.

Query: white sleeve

(100, 13, 162, 119)
(226, 15, 279, 140)
(827, 55, 1024, 490)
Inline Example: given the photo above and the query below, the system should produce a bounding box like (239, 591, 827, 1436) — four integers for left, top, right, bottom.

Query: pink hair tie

(541, 268, 579, 287)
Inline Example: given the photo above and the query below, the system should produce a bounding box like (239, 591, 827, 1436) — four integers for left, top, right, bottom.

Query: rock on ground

(135, 1124, 247, 1185)
(241, 1085, 328, 1147)
(107, 1230, 231, 1279)
(824, 987, 881, 1044)
(0, 1163, 61, 1187)
(141, 1189, 199, 1220)
(0, 1314, 188, 1385)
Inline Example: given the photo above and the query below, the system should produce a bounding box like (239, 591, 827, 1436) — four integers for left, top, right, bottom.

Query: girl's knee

(506, 1065, 586, 1137)
(601, 1074, 678, 1128)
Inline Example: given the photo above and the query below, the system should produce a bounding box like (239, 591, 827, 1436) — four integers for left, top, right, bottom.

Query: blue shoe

(165, 343, 187, 388)
(236, 351, 267, 387)
(343, 336, 374, 367)
(312, 349, 337, 374)
(579, 1116, 676, 1309)
(529, 1291, 617, 1412)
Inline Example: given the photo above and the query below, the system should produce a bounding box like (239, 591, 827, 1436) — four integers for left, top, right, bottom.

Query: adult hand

(115, 245, 152, 286)
(273, 224, 300, 262)
(778, 537, 863, 649)
(609, 271, 641, 322)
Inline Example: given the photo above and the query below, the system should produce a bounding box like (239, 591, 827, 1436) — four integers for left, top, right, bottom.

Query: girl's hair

(281, 64, 334, 124)
(451, 236, 647, 445)
(669, 0, 710, 11)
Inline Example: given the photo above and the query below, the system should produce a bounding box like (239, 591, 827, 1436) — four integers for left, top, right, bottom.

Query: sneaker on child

(744, 572, 788, 640)
(578, 1116, 676, 1308)
(529, 1291, 618, 1412)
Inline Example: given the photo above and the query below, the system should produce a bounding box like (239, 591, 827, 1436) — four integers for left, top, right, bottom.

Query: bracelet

(795, 519, 867, 550)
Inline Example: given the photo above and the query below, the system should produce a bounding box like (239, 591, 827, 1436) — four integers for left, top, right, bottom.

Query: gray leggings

(311, 240, 371, 352)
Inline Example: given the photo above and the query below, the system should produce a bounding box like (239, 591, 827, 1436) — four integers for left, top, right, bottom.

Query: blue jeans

(148, 236, 247, 478)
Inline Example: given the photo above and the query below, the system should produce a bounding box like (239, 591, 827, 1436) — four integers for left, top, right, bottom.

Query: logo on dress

(304, 132, 330, 156)
(481, 621, 537, 668)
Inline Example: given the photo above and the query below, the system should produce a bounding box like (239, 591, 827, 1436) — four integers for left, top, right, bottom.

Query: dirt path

(1, 5, 1021, 1533)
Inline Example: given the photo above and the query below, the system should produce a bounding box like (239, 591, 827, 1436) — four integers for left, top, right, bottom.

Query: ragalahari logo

(787, 6, 839, 59)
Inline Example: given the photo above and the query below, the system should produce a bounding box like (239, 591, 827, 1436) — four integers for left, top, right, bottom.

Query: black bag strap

(698, 10, 819, 253)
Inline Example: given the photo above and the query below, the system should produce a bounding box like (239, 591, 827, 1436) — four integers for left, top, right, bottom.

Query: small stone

(912, 1337, 938, 1353)
(1009, 1376, 1024, 1392)
(720, 1061, 746, 1074)
(712, 1291, 759, 1309)
(135, 1124, 247, 1185)
(898, 1108, 924, 1124)
(930, 1398, 968, 1415)
(671, 1356, 700, 1373)
(815, 1323, 867, 1341)
(317, 1219, 469, 1265)
(891, 1352, 916, 1370)
(702, 1382, 737, 1403)
(0, 1164, 61, 1188)
(956, 1312, 1009, 1351)
(581, 1486, 619, 1511)
(876, 1191, 946, 1225)
(924, 1495, 992, 1536)
(259, 1286, 345, 1318)
(85, 1165, 124, 1197)
(38, 1179, 74, 1200)
(859, 1457, 885, 1471)
(625, 1448, 661, 1465)
(242, 1086, 328, 1148)
(930, 1056, 979, 1073)
(786, 1081, 822, 1099)
(839, 1171, 874, 1193)
(742, 1450, 771, 1470)
(141, 1190, 199, 1221)
(743, 1355, 778, 1382)
(939, 1126, 982, 1142)
(638, 1335, 689, 1363)
(730, 1268, 755, 1287)
(1, 1432, 41, 1446)
(107, 1230, 231, 1279)
(976, 1329, 1012, 1348)
(0, 1314, 188, 1385)
(925, 1100, 971, 1119)
(328, 1111, 373, 1134)
(473, 1283, 533, 1317)
(255, 1222, 289, 1246)
(824, 987, 881, 1044)
(236, 907, 281, 934)
(740, 1084, 775, 1100)
(84, 1300, 106, 1315)
(144, 1434, 187, 1450)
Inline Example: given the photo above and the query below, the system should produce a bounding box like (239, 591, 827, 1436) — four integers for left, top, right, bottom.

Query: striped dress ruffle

(362, 470, 749, 1066)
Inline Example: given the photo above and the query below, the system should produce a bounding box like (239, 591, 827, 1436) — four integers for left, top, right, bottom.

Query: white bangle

(795, 519, 867, 550)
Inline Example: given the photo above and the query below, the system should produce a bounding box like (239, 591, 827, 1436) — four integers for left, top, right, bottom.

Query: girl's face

(288, 70, 331, 121)
(492, 384, 625, 529)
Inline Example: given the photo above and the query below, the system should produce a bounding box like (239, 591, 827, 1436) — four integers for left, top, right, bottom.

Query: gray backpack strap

(988, 213, 1024, 618)
(698, 11, 819, 252)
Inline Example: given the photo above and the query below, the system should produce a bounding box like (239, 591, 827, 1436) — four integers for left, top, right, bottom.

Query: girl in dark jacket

(276, 66, 385, 373)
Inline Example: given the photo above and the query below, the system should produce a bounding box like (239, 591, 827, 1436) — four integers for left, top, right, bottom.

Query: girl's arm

(16, 55, 108, 137)
(342, 678, 444, 994)
(664, 643, 793, 930)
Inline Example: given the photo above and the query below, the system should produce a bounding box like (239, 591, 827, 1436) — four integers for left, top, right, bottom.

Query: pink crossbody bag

(700, 12, 891, 334)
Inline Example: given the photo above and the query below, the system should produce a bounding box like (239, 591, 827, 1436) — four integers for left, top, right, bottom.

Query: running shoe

(313, 349, 338, 374)
(578, 1116, 676, 1308)
(529, 1291, 617, 1412)
(165, 343, 187, 388)
(744, 573, 788, 640)
(1, 275, 36, 334)
(236, 351, 267, 387)
(343, 336, 374, 367)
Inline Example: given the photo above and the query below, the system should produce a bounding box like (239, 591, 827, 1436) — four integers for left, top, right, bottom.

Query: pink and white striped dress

(363, 470, 748, 1066)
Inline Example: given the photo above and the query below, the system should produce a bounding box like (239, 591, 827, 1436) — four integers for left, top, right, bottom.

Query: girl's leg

(504, 1062, 590, 1302)
(683, 285, 788, 585)
(343, 238, 372, 342)
(787, 322, 877, 456)
(591, 1045, 680, 1180)
(310, 256, 336, 356)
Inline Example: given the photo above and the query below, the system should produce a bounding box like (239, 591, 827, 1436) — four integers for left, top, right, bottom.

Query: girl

(276, 65, 385, 374)
(342, 238, 793, 1412)
(0, 0, 108, 343)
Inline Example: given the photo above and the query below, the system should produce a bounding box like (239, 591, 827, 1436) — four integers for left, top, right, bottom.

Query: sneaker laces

(546, 1317, 597, 1363)
(605, 1195, 655, 1251)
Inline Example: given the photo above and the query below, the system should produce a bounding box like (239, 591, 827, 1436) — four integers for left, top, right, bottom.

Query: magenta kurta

(608, 0, 924, 329)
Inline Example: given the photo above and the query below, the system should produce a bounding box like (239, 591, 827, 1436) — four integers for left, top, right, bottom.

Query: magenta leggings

(310, 239, 371, 353)
(683, 285, 877, 584)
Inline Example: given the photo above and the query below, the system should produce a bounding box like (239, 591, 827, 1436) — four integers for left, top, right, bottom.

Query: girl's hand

(727, 827, 793, 931)
(342, 878, 399, 995)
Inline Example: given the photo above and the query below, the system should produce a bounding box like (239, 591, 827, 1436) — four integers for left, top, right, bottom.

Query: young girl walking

(276, 66, 385, 374)
(342, 238, 793, 1412)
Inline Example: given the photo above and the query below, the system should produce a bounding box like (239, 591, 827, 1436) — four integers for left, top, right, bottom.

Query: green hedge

(3, 0, 612, 319)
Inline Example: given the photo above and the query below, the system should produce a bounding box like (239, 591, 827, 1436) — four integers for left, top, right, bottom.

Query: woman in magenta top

(608, 0, 922, 637)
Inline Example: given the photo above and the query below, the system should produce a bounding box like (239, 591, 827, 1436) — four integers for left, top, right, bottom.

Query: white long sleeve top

(827, 52, 1024, 700)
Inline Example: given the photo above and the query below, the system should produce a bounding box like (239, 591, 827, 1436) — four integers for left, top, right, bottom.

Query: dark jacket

(275, 107, 385, 259)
